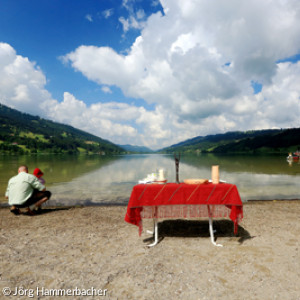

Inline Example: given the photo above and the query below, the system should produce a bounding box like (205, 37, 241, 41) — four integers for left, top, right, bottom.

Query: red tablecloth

(125, 183, 243, 235)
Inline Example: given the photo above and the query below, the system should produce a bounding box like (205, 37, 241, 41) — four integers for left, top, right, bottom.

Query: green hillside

(160, 128, 300, 154)
(0, 104, 124, 154)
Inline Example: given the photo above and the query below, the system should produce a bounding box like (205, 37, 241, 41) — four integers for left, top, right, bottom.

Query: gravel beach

(0, 200, 299, 299)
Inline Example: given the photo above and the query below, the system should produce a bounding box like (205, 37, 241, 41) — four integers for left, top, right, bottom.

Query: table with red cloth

(125, 182, 243, 246)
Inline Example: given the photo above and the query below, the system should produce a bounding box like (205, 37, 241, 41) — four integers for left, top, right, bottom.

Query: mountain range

(1, 103, 299, 154)
(118, 144, 153, 153)
(160, 128, 300, 154)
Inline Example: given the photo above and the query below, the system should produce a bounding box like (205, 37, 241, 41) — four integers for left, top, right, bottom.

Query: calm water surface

(0, 154, 299, 206)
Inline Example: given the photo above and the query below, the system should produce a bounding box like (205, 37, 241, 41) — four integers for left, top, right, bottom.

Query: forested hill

(160, 128, 300, 154)
(0, 104, 124, 154)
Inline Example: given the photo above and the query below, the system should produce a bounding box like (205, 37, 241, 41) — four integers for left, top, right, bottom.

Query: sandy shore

(0, 200, 299, 300)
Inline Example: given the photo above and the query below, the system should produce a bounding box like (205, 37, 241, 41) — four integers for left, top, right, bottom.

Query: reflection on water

(0, 154, 119, 204)
(180, 154, 300, 200)
(0, 153, 299, 205)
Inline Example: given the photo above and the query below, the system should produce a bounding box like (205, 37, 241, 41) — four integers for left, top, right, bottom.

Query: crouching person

(5, 165, 51, 215)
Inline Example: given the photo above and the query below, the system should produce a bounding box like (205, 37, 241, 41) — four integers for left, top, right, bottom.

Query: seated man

(5, 165, 51, 215)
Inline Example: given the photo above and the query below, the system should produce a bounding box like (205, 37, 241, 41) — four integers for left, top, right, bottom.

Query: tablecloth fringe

(140, 204, 230, 219)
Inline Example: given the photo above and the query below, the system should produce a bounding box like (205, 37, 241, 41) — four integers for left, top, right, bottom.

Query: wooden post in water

(174, 153, 181, 184)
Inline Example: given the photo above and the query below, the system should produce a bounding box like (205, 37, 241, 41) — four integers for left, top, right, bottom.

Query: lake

(0, 153, 299, 206)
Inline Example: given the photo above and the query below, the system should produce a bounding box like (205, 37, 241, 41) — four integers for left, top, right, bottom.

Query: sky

(0, 0, 300, 150)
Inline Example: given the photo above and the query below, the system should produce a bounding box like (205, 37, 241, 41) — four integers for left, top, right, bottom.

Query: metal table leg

(208, 205, 223, 247)
(147, 218, 158, 247)
(146, 206, 223, 247)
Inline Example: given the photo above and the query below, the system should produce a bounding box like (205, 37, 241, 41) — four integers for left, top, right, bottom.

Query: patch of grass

(19, 131, 49, 143)
(77, 147, 87, 153)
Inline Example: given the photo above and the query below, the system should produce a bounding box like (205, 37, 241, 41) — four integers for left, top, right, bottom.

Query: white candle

(158, 168, 165, 181)
(212, 165, 219, 184)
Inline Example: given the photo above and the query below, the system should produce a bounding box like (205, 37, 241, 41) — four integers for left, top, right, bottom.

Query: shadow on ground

(144, 219, 252, 245)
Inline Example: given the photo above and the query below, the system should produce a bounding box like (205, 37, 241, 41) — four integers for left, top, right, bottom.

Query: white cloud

(0, 43, 52, 116)
(136, 9, 145, 20)
(85, 14, 93, 22)
(151, 0, 161, 7)
(102, 8, 114, 19)
(101, 86, 112, 94)
(119, 16, 130, 32)
(119, 14, 145, 33)
(119, 0, 147, 33)
(63, 0, 300, 147)
(44, 92, 140, 144)
(64, 38, 145, 88)
(0, 43, 145, 146)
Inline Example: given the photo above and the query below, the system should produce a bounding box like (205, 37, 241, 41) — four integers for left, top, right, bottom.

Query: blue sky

(0, 0, 300, 149)
(0, 0, 160, 106)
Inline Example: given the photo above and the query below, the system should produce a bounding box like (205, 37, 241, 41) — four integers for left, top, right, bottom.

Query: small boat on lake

(287, 151, 300, 162)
